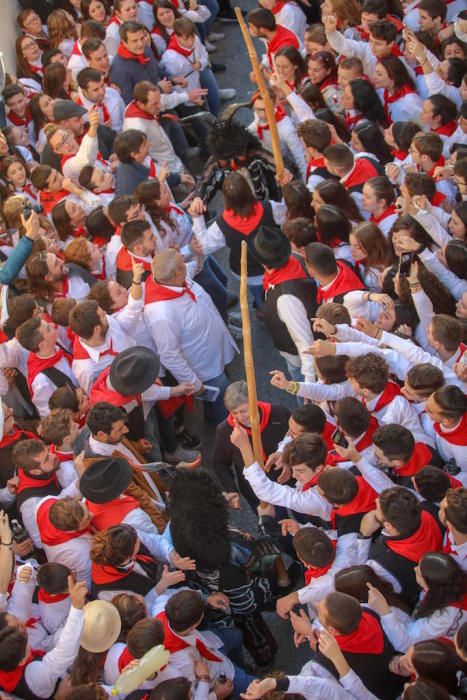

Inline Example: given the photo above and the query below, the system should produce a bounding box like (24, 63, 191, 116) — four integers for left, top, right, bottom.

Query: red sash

(386, 510, 442, 562)
(222, 201, 264, 235)
(331, 477, 377, 528)
(433, 413, 467, 446)
(304, 540, 336, 583)
(117, 43, 150, 65)
(316, 261, 364, 304)
(17, 469, 59, 495)
(263, 255, 307, 291)
(36, 497, 89, 546)
(86, 496, 139, 531)
(395, 443, 433, 477)
(257, 105, 287, 140)
(370, 205, 397, 225)
(156, 611, 223, 662)
(335, 611, 384, 655)
(144, 275, 196, 304)
(27, 348, 69, 394)
(0, 650, 45, 693)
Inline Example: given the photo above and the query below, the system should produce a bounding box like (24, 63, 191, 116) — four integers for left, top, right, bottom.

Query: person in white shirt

(76, 67, 126, 132)
(143, 249, 237, 423)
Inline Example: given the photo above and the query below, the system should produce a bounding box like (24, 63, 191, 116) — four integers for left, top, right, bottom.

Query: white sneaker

(208, 31, 225, 40)
(219, 88, 236, 101)
(205, 40, 217, 52)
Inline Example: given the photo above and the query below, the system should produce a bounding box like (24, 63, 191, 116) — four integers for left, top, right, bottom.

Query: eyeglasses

(21, 40, 38, 51)
(53, 132, 71, 151)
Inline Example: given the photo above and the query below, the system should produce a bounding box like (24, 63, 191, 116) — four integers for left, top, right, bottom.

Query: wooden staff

(240, 241, 290, 587)
(235, 6, 284, 180)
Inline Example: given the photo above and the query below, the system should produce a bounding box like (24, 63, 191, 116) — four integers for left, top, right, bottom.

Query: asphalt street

(189, 7, 311, 674)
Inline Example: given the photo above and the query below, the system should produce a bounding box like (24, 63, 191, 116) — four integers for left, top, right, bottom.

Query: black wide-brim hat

(251, 225, 291, 269)
(79, 457, 133, 503)
(109, 346, 160, 396)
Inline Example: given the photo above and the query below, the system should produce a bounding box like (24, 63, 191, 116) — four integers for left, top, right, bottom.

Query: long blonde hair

(47, 9, 78, 46)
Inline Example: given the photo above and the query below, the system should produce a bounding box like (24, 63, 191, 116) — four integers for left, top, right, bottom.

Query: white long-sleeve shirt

(248, 114, 306, 179)
(62, 132, 102, 182)
(275, 292, 316, 382)
(160, 37, 209, 102)
(77, 86, 125, 132)
(419, 248, 467, 301)
(29, 353, 79, 418)
(243, 460, 332, 520)
(283, 669, 378, 700)
(379, 605, 467, 653)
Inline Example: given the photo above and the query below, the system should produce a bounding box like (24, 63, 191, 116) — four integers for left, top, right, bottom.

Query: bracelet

(198, 676, 211, 682)
(287, 381, 299, 395)
(1, 541, 13, 546)
(132, 281, 142, 286)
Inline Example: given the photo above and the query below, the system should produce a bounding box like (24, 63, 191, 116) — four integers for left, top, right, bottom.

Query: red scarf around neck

(125, 100, 156, 121)
(37, 589, 69, 604)
(86, 495, 139, 531)
(117, 43, 150, 65)
(72, 335, 116, 362)
(395, 443, 433, 477)
(156, 611, 223, 662)
(167, 34, 194, 58)
(76, 96, 111, 125)
(386, 510, 442, 562)
(370, 204, 396, 225)
(263, 255, 307, 291)
(331, 477, 377, 527)
(17, 468, 59, 495)
(383, 84, 416, 123)
(0, 426, 36, 449)
(144, 275, 197, 304)
(0, 650, 45, 693)
(271, 0, 287, 13)
(434, 121, 457, 138)
(434, 412, 467, 446)
(7, 107, 32, 127)
(391, 148, 408, 161)
(306, 156, 326, 181)
(304, 539, 336, 583)
(316, 261, 364, 304)
(90, 365, 142, 408)
(257, 105, 286, 140)
(48, 444, 73, 463)
(227, 401, 272, 434)
(334, 611, 384, 655)
(27, 347, 68, 394)
(222, 201, 264, 235)
(36, 497, 89, 546)
(364, 381, 401, 413)
(92, 552, 155, 585)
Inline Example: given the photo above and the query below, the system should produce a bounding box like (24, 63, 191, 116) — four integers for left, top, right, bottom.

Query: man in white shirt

(76, 67, 125, 132)
(143, 249, 237, 422)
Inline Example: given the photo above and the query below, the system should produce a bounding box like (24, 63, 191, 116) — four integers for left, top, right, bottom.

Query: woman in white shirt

(315, 205, 353, 263)
(349, 222, 393, 291)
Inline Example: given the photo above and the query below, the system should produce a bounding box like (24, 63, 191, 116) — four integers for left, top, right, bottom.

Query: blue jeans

(199, 0, 219, 37)
(200, 67, 220, 117)
(195, 255, 228, 320)
(203, 370, 229, 423)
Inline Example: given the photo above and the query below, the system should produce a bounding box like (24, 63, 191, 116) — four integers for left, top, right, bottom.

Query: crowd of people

(0, 0, 465, 698)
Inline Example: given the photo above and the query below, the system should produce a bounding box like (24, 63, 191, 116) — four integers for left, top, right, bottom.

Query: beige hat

(80, 600, 122, 653)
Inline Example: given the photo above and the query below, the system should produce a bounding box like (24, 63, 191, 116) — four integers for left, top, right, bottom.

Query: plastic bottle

(111, 645, 170, 696)
(11, 520, 30, 544)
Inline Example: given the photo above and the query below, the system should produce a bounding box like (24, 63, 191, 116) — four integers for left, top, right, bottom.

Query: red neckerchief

(431, 191, 446, 207)
(118, 646, 135, 672)
(117, 43, 150, 65)
(72, 335, 116, 361)
(36, 497, 90, 546)
(319, 76, 337, 91)
(17, 468, 59, 495)
(48, 444, 73, 463)
(92, 553, 156, 584)
(0, 650, 46, 693)
(37, 589, 69, 604)
(390, 43, 403, 57)
(148, 159, 158, 177)
(116, 246, 152, 273)
(434, 412, 467, 446)
(330, 477, 377, 528)
(266, 24, 299, 69)
(144, 275, 197, 304)
(39, 188, 69, 216)
(304, 540, 336, 583)
(222, 201, 264, 235)
(449, 593, 467, 610)
(355, 416, 379, 451)
(263, 255, 307, 291)
(27, 347, 69, 394)
(7, 107, 32, 127)
(86, 495, 139, 531)
(0, 426, 36, 449)
(306, 156, 326, 181)
(370, 204, 396, 224)
(342, 158, 380, 190)
(76, 96, 111, 125)
(391, 148, 408, 161)
(433, 121, 457, 138)
(386, 510, 442, 562)
(124, 100, 156, 121)
(108, 14, 122, 26)
(167, 34, 194, 58)
(446, 474, 463, 489)
(16, 183, 38, 201)
(316, 261, 364, 304)
(395, 443, 433, 477)
(257, 105, 286, 140)
(345, 112, 362, 130)
(322, 421, 337, 451)
(271, 0, 287, 13)
(156, 611, 223, 662)
(227, 402, 271, 462)
(363, 381, 401, 413)
(51, 276, 70, 301)
(334, 611, 384, 655)
(27, 62, 43, 77)
(454, 342, 467, 363)
(89, 365, 142, 408)
(71, 40, 82, 56)
(426, 155, 445, 178)
(383, 84, 416, 123)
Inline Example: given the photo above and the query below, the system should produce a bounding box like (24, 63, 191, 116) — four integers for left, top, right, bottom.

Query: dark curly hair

(382, 261, 456, 317)
(207, 120, 262, 160)
(414, 553, 466, 620)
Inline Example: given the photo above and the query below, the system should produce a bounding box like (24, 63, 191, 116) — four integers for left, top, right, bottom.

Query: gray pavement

(190, 9, 311, 675)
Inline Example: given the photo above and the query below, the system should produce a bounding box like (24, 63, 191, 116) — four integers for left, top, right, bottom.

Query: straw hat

(80, 600, 122, 653)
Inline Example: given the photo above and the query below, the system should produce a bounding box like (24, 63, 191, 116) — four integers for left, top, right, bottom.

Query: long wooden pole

(235, 7, 284, 180)
(240, 241, 290, 587)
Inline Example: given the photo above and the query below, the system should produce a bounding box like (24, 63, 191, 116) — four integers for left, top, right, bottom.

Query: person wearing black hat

(252, 226, 318, 384)
(79, 456, 193, 572)
(88, 346, 200, 468)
